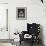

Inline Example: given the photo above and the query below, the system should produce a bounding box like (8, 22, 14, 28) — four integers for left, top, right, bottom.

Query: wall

(9, 0, 46, 46)
(0, 0, 8, 3)
(9, 0, 45, 37)
(0, 0, 46, 46)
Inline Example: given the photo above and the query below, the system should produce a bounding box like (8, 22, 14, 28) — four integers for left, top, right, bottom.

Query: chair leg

(20, 41, 21, 45)
(30, 39, 34, 46)
(30, 41, 34, 46)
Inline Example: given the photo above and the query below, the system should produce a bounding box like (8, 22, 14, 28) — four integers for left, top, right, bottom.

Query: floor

(19, 41, 43, 46)
(0, 41, 43, 46)
(0, 43, 14, 46)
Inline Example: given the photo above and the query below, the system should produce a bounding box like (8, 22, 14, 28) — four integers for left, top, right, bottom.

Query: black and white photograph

(0, 0, 46, 46)
(16, 7, 27, 20)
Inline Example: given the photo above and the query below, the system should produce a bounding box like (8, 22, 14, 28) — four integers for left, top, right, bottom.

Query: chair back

(27, 23, 40, 35)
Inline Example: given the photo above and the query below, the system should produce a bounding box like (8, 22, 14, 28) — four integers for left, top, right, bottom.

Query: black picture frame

(16, 7, 27, 20)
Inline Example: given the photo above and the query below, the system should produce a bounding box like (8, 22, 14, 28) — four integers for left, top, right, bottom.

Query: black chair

(19, 23, 40, 45)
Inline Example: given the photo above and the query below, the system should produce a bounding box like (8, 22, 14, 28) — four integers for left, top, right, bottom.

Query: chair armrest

(19, 31, 27, 41)
(19, 34, 24, 41)
(22, 31, 28, 35)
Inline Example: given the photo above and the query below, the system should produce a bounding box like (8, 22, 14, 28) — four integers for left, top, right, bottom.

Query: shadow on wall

(40, 25, 45, 46)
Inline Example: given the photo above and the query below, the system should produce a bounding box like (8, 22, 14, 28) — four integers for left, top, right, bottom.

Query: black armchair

(19, 23, 40, 45)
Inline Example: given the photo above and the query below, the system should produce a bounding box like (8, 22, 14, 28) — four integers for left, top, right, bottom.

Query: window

(0, 3, 8, 31)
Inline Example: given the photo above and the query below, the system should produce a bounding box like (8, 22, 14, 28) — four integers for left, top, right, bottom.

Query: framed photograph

(16, 7, 27, 20)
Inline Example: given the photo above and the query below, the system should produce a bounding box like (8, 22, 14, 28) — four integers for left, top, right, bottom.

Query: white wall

(0, 0, 8, 3)
(9, 0, 46, 46)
